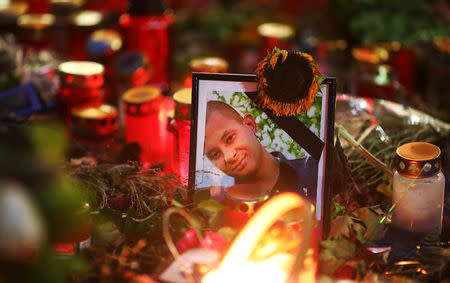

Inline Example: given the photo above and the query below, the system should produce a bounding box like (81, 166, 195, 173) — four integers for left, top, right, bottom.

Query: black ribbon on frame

(245, 91, 325, 161)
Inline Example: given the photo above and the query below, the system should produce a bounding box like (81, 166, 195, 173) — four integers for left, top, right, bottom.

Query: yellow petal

(269, 53, 279, 69)
(281, 51, 288, 62)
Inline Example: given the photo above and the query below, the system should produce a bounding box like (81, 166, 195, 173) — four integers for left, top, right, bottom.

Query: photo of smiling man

(204, 100, 318, 204)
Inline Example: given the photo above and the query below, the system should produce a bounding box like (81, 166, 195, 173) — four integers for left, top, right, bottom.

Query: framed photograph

(189, 72, 336, 237)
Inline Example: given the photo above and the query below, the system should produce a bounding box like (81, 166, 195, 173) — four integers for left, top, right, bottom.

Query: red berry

(176, 238, 191, 254)
(201, 231, 226, 252)
(184, 229, 199, 247)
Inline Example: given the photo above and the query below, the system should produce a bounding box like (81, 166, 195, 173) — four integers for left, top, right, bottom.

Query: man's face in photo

(204, 107, 264, 181)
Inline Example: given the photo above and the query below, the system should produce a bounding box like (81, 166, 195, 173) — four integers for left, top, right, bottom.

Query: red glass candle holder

(52, 203, 92, 258)
(119, 7, 173, 91)
(67, 10, 104, 60)
(171, 88, 191, 184)
(86, 29, 123, 103)
(351, 47, 397, 100)
(82, 0, 127, 14)
(17, 13, 55, 51)
(184, 57, 228, 88)
(223, 195, 267, 230)
(70, 104, 120, 161)
(123, 86, 172, 169)
(57, 61, 105, 122)
(28, 0, 50, 14)
(257, 22, 295, 59)
(0, 2, 27, 33)
(113, 51, 151, 127)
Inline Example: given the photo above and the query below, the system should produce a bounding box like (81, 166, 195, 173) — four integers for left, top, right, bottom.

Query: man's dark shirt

(270, 152, 318, 204)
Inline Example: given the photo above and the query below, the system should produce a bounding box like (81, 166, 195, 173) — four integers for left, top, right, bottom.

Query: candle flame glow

(202, 193, 311, 283)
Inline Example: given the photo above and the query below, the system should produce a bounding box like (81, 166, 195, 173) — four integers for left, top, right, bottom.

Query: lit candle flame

(202, 192, 313, 283)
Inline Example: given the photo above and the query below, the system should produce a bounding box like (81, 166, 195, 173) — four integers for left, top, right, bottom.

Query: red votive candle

(184, 57, 229, 88)
(119, 0, 173, 92)
(171, 88, 191, 184)
(86, 29, 123, 103)
(351, 47, 396, 100)
(67, 10, 103, 60)
(70, 104, 119, 161)
(82, 0, 127, 14)
(0, 2, 27, 33)
(52, 203, 92, 259)
(114, 51, 151, 127)
(57, 61, 105, 123)
(28, 0, 50, 14)
(123, 86, 171, 169)
(17, 13, 55, 51)
(223, 194, 268, 230)
(257, 22, 294, 59)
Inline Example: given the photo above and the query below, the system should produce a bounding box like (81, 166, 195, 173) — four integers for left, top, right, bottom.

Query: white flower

(309, 123, 319, 136)
(285, 152, 295, 160)
(255, 116, 260, 124)
(262, 124, 271, 133)
(278, 130, 291, 142)
(307, 106, 316, 117)
(272, 136, 283, 150)
(274, 128, 283, 137)
(261, 133, 271, 146)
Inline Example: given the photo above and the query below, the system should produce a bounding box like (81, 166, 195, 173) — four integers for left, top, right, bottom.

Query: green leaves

(332, 0, 449, 45)
(352, 207, 386, 242)
(195, 199, 226, 230)
(320, 238, 359, 275)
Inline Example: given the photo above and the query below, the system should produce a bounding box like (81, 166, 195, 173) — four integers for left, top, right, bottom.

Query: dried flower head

(255, 48, 322, 116)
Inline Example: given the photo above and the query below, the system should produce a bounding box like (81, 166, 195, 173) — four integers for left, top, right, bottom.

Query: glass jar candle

(86, 29, 123, 104)
(52, 203, 92, 259)
(114, 51, 151, 127)
(171, 88, 191, 184)
(123, 86, 167, 169)
(393, 142, 445, 235)
(350, 47, 397, 100)
(67, 10, 104, 60)
(223, 192, 269, 230)
(58, 61, 105, 123)
(257, 22, 294, 60)
(119, 0, 173, 92)
(17, 13, 55, 51)
(184, 57, 228, 88)
(70, 104, 119, 161)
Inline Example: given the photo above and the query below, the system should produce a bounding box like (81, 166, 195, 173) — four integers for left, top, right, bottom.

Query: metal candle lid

(352, 46, 389, 64)
(396, 142, 441, 178)
(71, 104, 118, 136)
(257, 22, 294, 39)
(69, 10, 102, 27)
(17, 13, 55, 30)
(189, 57, 229, 73)
(0, 2, 28, 17)
(123, 86, 161, 116)
(173, 88, 191, 120)
(58, 61, 104, 88)
(51, 0, 84, 14)
(86, 29, 122, 58)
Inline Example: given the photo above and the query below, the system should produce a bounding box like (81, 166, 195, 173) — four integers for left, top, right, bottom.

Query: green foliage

(211, 90, 322, 159)
(0, 122, 88, 282)
(195, 199, 226, 230)
(331, 0, 450, 45)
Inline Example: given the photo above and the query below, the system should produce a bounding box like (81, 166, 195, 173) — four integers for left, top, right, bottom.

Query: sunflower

(255, 48, 322, 116)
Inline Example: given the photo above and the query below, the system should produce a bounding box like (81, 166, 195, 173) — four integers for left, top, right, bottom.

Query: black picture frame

(189, 72, 336, 238)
